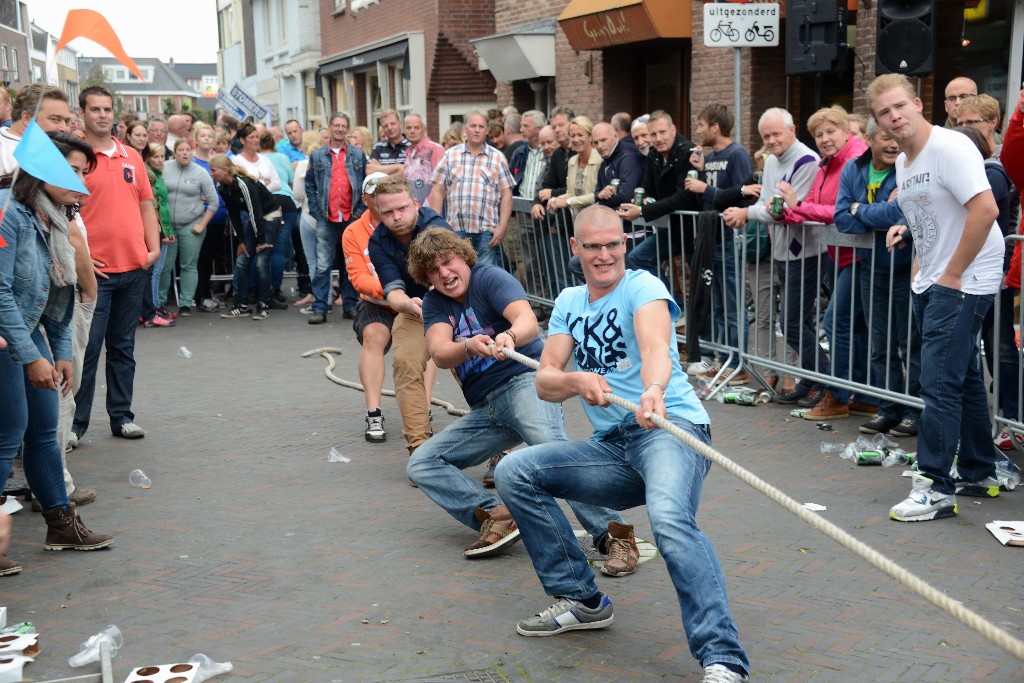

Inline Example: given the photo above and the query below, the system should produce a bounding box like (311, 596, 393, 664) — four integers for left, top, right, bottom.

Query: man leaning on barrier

(494, 205, 750, 683)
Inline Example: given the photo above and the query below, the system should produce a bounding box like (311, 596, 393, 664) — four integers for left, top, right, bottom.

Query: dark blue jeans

(859, 269, 921, 421)
(234, 212, 274, 307)
(0, 331, 71, 511)
(776, 256, 829, 388)
(270, 209, 299, 292)
(710, 234, 745, 366)
(821, 262, 874, 405)
(912, 285, 994, 494)
(73, 267, 147, 437)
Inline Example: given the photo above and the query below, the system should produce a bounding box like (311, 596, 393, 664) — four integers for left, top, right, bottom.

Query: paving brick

(2, 292, 1022, 681)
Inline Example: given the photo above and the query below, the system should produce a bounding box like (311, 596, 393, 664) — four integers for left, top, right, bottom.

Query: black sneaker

(365, 412, 385, 442)
(889, 418, 918, 437)
(252, 305, 270, 321)
(273, 290, 287, 304)
(178, 306, 192, 317)
(859, 414, 900, 435)
(308, 312, 327, 325)
(221, 306, 251, 319)
(775, 386, 810, 405)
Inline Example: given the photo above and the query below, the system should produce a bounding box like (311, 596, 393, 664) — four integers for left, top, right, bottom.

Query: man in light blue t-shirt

(494, 205, 750, 683)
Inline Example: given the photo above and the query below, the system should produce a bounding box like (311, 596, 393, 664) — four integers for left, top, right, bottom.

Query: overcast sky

(30, 0, 220, 64)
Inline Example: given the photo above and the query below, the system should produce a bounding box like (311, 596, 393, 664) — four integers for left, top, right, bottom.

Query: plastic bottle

(178, 346, 193, 359)
(882, 448, 913, 468)
(995, 454, 1021, 491)
(694, 377, 714, 400)
(820, 441, 847, 454)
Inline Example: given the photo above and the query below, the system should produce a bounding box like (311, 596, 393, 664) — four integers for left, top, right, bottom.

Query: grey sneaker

(889, 473, 957, 522)
(115, 422, 145, 439)
(220, 306, 250, 319)
(516, 594, 613, 637)
(364, 413, 386, 442)
(701, 664, 749, 683)
(955, 475, 1001, 498)
(67, 432, 79, 450)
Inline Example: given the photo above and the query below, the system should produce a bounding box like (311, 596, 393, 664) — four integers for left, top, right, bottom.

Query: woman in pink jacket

(777, 106, 873, 421)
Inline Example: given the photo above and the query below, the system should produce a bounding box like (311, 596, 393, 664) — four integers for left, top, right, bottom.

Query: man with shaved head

(591, 121, 644, 209)
(942, 76, 977, 126)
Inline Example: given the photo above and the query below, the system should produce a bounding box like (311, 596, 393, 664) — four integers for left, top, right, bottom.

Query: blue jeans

(407, 373, 622, 538)
(234, 212, 274, 307)
(313, 218, 357, 314)
(859, 269, 921, 421)
(0, 331, 71, 511)
(270, 209, 299, 292)
(151, 242, 169, 307)
(457, 230, 501, 268)
(821, 263, 874, 405)
(776, 256, 830, 389)
(711, 235, 746, 365)
(495, 417, 749, 673)
(912, 285, 994, 494)
(73, 267, 148, 437)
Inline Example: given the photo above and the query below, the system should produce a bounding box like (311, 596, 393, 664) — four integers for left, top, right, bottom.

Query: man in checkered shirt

(427, 109, 514, 266)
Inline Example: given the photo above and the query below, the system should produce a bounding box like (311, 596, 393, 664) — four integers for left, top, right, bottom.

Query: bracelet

(464, 339, 469, 358)
(646, 381, 667, 395)
(504, 329, 517, 346)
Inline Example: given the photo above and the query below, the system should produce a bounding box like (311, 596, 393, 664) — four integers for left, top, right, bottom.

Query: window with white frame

(9, 48, 15, 79)
(1, 46, 7, 71)
(102, 65, 153, 83)
(264, 0, 287, 49)
(134, 97, 149, 113)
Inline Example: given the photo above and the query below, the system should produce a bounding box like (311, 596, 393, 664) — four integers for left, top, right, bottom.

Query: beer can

(721, 392, 757, 405)
(770, 194, 785, 216)
(687, 170, 699, 181)
(855, 450, 884, 466)
(610, 178, 620, 189)
(633, 187, 646, 206)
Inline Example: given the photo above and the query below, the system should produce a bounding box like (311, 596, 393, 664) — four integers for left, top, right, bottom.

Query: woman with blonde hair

(209, 155, 278, 319)
(347, 126, 374, 157)
(777, 104, 871, 421)
(546, 116, 601, 215)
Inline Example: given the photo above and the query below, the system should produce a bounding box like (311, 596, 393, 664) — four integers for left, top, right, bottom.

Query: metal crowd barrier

(505, 201, 1012, 431)
(991, 234, 1024, 442)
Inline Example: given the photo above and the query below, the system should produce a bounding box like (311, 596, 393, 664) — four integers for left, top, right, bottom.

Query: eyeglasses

(944, 93, 975, 103)
(958, 118, 987, 125)
(579, 240, 625, 253)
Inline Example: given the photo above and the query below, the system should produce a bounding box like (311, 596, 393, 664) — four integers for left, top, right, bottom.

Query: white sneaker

(889, 473, 957, 522)
(0, 496, 24, 515)
(685, 358, 713, 376)
(701, 663, 749, 683)
(115, 422, 146, 439)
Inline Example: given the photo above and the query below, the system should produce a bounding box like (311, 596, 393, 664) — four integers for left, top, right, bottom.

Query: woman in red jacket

(778, 106, 872, 421)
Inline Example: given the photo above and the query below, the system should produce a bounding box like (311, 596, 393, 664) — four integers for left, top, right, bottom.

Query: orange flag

(56, 10, 144, 81)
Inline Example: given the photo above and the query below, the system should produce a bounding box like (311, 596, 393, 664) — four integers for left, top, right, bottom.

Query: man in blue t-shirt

(405, 228, 630, 567)
(493, 206, 750, 683)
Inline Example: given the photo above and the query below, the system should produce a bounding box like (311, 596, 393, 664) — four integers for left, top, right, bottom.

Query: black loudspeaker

(785, 0, 848, 76)
(876, 0, 935, 76)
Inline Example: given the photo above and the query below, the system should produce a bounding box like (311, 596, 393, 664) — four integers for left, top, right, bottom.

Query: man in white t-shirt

(869, 74, 1005, 522)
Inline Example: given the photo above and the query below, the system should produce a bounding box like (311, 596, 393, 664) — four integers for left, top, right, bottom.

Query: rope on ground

(301, 347, 468, 417)
(304, 344, 1024, 662)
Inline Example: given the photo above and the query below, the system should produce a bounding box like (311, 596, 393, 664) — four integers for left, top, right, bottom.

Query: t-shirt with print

(404, 139, 445, 204)
(549, 269, 709, 439)
(866, 163, 890, 203)
(422, 263, 543, 407)
(896, 125, 1004, 295)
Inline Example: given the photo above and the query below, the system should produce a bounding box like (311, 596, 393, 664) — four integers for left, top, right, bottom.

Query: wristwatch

(851, 202, 860, 216)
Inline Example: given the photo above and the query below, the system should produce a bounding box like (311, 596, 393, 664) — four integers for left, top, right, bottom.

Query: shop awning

(558, 0, 691, 51)
(470, 20, 556, 83)
(318, 40, 408, 77)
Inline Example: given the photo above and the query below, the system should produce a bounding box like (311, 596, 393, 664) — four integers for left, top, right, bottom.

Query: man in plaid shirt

(427, 110, 514, 266)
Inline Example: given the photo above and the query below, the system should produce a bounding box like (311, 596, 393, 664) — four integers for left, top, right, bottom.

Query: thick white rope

(305, 344, 1024, 661)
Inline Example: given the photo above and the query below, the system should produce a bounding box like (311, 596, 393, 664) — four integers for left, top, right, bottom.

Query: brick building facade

(477, 0, 1021, 156)
(317, 0, 498, 139)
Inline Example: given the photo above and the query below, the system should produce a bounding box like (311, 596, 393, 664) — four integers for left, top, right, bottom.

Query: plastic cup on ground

(129, 469, 152, 488)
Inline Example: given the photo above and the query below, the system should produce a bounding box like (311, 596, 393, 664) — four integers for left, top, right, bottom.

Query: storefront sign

(703, 2, 779, 47)
(558, 0, 690, 51)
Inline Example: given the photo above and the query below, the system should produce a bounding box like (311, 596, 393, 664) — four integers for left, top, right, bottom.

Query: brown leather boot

(41, 504, 113, 551)
(0, 554, 21, 576)
(601, 521, 639, 577)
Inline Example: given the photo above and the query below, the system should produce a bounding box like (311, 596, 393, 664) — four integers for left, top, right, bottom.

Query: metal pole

(734, 47, 742, 144)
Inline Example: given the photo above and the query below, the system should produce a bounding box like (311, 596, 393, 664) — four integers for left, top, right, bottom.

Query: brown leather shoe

(0, 554, 21, 576)
(464, 507, 520, 558)
(802, 390, 849, 420)
(601, 521, 639, 577)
